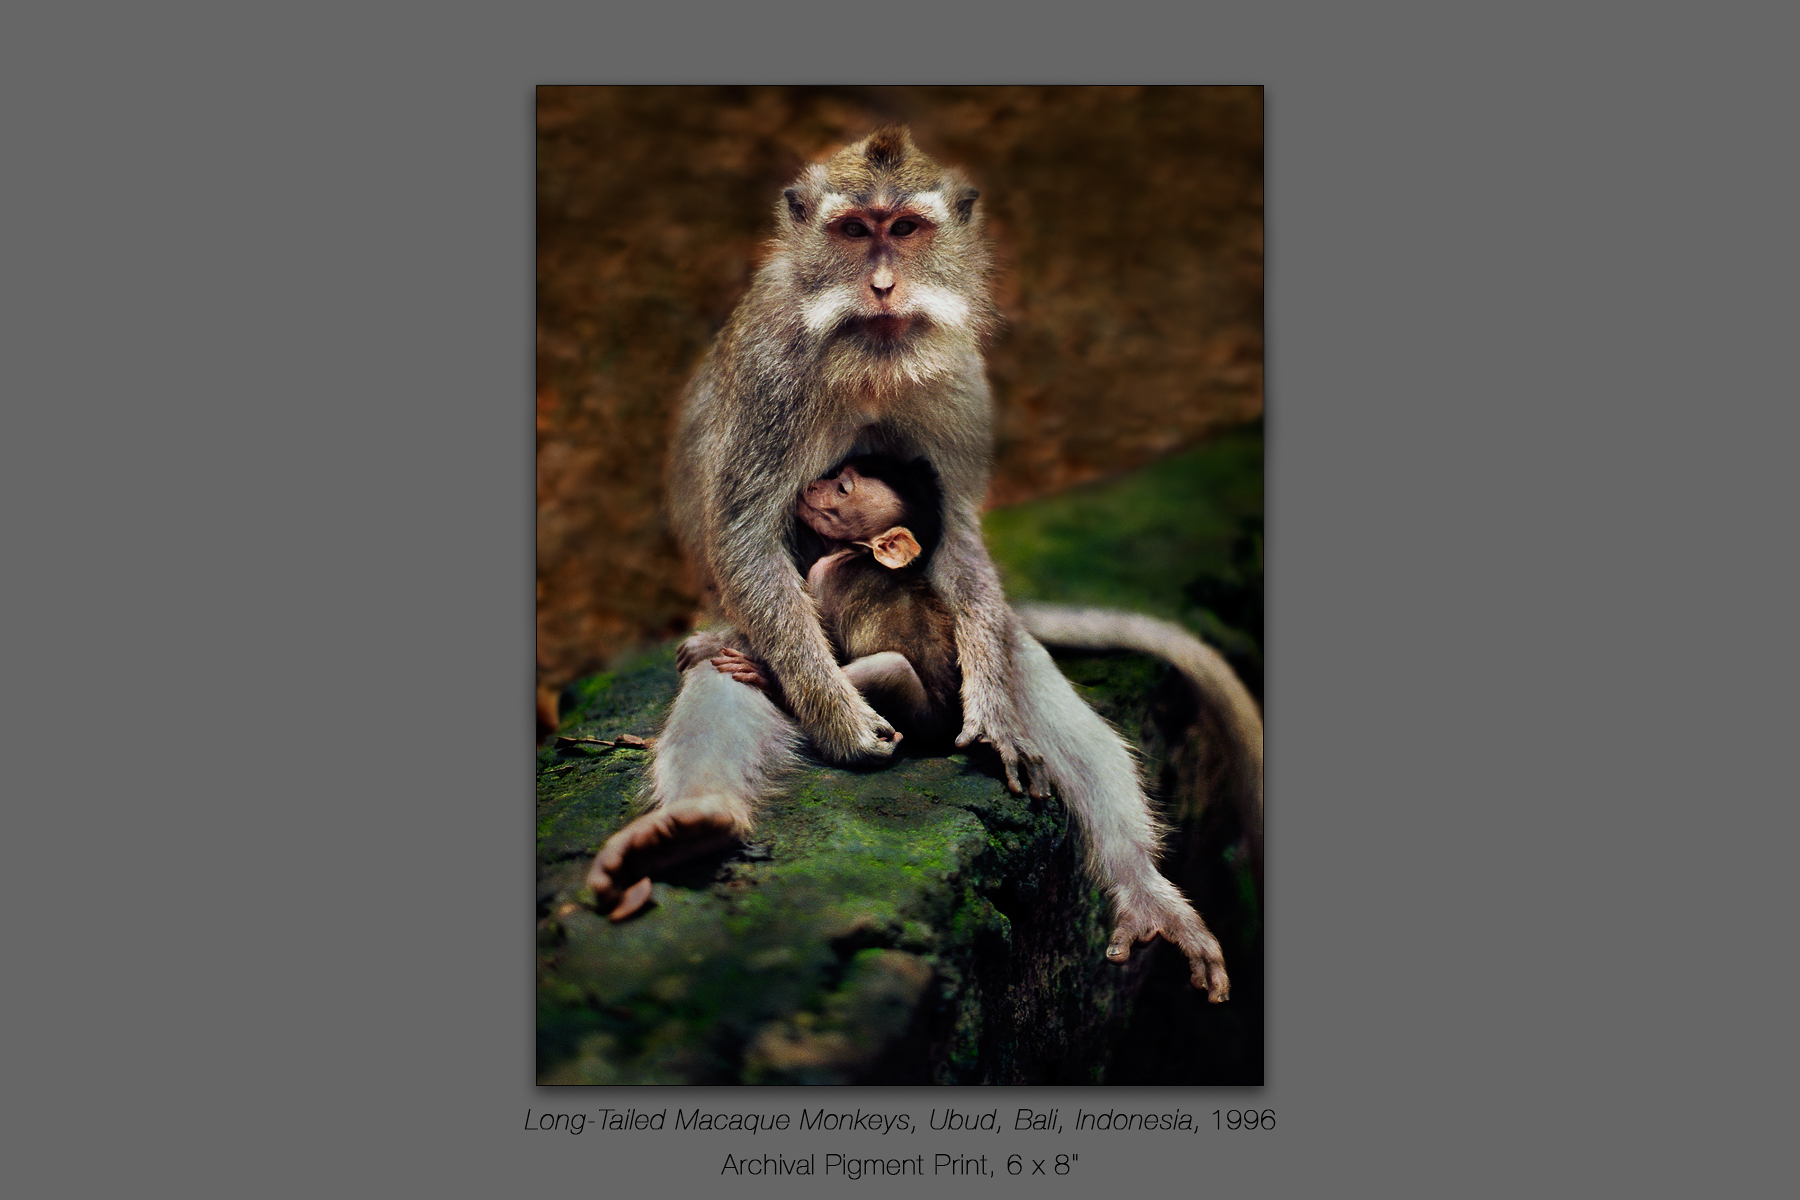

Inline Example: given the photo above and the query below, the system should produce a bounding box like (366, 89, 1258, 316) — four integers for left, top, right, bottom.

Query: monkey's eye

(837, 480, 852, 495)
(890, 219, 918, 237)
(841, 220, 871, 238)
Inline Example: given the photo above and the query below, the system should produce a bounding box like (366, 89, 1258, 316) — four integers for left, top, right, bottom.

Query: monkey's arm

(930, 515, 1047, 796)
(708, 476, 900, 765)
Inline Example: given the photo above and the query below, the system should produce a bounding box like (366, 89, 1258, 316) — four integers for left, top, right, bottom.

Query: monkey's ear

(868, 527, 922, 570)
(784, 187, 808, 223)
(953, 186, 979, 224)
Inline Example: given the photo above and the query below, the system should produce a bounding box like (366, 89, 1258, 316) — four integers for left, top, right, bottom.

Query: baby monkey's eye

(838, 480, 852, 495)
(889, 219, 918, 237)
(841, 220, 871, 238)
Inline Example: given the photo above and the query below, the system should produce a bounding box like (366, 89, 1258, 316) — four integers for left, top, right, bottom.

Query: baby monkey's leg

(841, 651, 928, 740)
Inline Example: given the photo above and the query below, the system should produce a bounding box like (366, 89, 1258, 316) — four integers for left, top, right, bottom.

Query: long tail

(1014, 604, 1263, 879)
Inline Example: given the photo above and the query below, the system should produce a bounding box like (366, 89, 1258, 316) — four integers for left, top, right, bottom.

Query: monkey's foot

(1106, 891, 1230, 1003)
(585, 798, 745, 920)
(676, 631, 731, 673)
(711, 648, 768, 690)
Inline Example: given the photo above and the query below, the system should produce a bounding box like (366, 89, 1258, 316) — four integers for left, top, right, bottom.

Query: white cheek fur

(904, 283, 972, 327)
(802, 283, 861, 334)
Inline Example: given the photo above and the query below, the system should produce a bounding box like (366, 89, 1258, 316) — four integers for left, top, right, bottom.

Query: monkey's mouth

(853, 313, 917, 342)
(796, 498, 846, 538)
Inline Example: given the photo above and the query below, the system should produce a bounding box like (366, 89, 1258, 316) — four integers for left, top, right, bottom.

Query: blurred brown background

(536, 86, 1263, 699)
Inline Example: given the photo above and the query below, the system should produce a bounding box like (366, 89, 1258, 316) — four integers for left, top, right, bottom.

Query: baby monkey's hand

(711, 647, 769, 691)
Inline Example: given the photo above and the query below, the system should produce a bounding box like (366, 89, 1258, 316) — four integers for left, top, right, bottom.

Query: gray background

(4, 1, 1789, 1194)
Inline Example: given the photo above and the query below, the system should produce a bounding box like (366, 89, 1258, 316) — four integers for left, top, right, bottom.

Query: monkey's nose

(869, 265, 895, 297)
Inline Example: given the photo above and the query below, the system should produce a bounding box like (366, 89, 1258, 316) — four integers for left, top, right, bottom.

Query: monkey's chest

(843, 419, 924, 463)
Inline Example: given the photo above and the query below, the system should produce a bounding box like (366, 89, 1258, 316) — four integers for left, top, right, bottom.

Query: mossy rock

(535, 642, 1252, 1085)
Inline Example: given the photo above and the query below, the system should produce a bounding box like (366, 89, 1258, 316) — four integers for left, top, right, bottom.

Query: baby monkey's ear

(867, 527, 922, 570)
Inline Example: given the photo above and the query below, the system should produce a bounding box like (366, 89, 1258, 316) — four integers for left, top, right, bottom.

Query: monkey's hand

(956, 685, 1048, 799)
(793, 672, 903, 765)
(711, 648, 769, 691)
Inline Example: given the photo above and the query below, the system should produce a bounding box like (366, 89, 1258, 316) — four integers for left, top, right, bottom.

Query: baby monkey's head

(797, 456, 943, 570)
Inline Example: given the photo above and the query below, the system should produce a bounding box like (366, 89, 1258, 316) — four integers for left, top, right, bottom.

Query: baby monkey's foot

(585, 797, 744, 921)
(676, 631, 729, 673)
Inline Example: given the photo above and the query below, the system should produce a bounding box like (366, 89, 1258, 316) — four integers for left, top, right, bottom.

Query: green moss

(985, 421, 1264, 699)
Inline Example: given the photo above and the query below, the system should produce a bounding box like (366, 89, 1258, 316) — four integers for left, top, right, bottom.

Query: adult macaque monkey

(586, 127, 1251, 1001)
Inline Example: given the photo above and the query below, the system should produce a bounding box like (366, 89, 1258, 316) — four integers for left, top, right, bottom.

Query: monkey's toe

(1158, 907, 1230, 1002)
(1105, 918, 1156, 963)
(1196, 966, 1230, 1003)
(1001, 764, 1025, 796)
(1188, 949, 1231, 1002)
(1107, 897, 1230, 999)
(608, 877, 655, 922)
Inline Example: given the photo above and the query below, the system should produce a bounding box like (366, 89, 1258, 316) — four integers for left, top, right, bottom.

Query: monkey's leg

(1011, 629, 1231, 1002)
(841, 651, 927, 738)
(1016, 604, 1262, 886)
(585, 654, 800, 920)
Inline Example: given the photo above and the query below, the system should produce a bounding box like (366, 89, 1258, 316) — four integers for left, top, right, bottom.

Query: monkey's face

(797, 464, 907, 543)
(817, 207, 938, 341)
(775, 126, 995, 351)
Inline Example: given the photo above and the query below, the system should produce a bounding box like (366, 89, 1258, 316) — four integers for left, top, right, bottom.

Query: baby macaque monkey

(711, 456, 962, 746)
